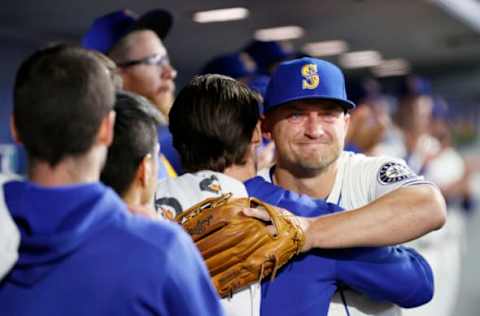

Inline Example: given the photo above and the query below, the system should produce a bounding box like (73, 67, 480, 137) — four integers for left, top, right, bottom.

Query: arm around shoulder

(304, 183, 447, 250)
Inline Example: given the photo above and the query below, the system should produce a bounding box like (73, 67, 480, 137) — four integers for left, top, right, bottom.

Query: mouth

(297, 140, 331, 146)
(158, 82, 175, 94)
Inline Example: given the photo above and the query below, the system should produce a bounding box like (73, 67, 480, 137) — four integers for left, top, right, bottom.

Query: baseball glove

(176, 193, 305, 298)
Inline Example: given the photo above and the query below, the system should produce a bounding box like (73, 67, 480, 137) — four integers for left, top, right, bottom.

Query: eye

(320, 109, 342, 122)
(287, 111, 306, 123)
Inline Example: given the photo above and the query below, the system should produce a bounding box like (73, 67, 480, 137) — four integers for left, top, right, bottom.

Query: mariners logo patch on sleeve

(377, 162, 415, 184)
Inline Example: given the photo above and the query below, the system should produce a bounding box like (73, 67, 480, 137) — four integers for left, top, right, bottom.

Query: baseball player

(0, 45, 224, 316)
(83, 9, 182, 176)
(156, 74, 437, 316)
(252, 57, 446, 316)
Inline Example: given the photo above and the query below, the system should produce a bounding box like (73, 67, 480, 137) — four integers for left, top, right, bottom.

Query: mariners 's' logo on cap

(301, 64, 320, 90)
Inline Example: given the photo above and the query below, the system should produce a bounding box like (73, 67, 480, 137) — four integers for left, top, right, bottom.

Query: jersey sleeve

(363, 156, 434, 201)
(160, 229, 225, 316)
(334, 246, 433, 308)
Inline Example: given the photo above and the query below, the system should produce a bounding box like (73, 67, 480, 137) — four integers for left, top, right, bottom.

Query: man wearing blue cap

(83, 9, 182, 176)
(250, 57, 447, 316)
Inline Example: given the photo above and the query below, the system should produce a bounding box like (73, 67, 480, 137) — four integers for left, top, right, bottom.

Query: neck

(273, 159, 339, 199)
(123, 187, 149, 208)
(223, 144, 258, 182)
(28, 147, 105, 187)
(224, 158, 257, 182)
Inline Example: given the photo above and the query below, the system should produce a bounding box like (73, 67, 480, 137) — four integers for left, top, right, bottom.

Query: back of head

(13, 44, 115, 167)
(101, 91, 161, 197)
(169, 74, 261, 172)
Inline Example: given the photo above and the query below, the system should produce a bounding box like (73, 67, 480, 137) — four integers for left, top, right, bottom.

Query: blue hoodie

(245, 176, 434, 316)
(0, 180, 224, 316)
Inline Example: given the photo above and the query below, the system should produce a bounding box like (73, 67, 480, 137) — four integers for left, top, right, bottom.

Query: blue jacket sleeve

(334, 246, 434, 308)
(161, 229, 225, 316)
(245, 176, 342, 216)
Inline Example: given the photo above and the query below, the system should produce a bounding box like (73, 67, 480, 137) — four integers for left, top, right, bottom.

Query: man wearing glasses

(83, 9, 181, 177)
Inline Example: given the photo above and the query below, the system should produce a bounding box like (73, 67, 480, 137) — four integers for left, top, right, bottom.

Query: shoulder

(341, 151, 414, 180)
(155, 171, 248, 217)
(114, 213, 196, 264)
(155, 173, 205, 216)
(341, 151, 395, 168)
(122, 212, 188, 246)
(245, 176, 273, 193)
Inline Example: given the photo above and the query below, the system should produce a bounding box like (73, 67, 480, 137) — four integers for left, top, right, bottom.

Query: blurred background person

(83, 9, 182, 176)
(200, 52, 256, 83)
(371, 75, 467, 316)
(345, 78, 391, 155)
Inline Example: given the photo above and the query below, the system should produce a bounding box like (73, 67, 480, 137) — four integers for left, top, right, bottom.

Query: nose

(304, 113, 325, 138)
(161, 63, 177, 80)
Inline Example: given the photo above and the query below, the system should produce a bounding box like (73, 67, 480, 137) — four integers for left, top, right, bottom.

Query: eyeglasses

(117, 53, 171, 68)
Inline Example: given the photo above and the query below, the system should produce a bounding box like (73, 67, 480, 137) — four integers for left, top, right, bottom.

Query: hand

(242, 206, 313, 252)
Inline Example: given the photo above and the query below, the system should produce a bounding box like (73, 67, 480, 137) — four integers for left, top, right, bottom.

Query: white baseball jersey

(155, 170, 261, 316)
(259, 151, 431, 316)
(0, 174, 20, 280)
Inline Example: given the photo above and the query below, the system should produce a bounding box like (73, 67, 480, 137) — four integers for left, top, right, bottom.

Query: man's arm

(244, 177, 446, 252)
(302, 184, 446, 251)
(335, 245, 434, 308)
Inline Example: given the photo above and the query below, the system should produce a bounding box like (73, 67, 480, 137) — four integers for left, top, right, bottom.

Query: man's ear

(344, 112, 351, 134)
(97, 110, 116, 147)
(136, 153, 154, 188)
(10, 115, 22, 144)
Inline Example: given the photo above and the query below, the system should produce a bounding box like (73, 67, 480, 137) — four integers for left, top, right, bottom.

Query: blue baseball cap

(244, 40, 292, 75)
(82, 9, 173, 54)
(201, 53, 256, 79)
(397, 75, 432, 97)
(263, 57, 355, 113)
(247, 74, 270, 99)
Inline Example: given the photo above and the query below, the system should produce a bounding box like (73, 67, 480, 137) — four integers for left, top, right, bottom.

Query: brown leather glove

(176, 193, 305, 298)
